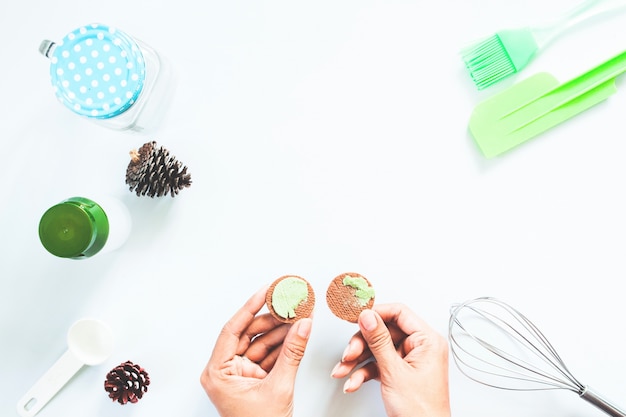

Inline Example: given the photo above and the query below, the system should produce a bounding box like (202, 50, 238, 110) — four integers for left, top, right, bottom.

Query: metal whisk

(449, 297, 626, 417)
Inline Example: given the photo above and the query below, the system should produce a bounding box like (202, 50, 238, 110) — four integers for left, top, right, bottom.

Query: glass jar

(38, 196, 131, 259)
(39, 23, 168, 132)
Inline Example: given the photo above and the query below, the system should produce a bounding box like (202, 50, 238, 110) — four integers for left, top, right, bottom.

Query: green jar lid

(38, 197, 109, 259)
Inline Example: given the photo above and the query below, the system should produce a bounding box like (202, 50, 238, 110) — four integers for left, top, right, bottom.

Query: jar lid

(48, 23, 146, 119)
(38, 197, 109, 259)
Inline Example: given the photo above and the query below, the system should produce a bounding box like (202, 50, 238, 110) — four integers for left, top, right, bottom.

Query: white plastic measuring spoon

(16, 318, 114, 417)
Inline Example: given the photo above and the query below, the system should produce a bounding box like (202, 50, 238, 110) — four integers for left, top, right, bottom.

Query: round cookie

(326, 272, 375, 323)
(266, 275, 315, 323)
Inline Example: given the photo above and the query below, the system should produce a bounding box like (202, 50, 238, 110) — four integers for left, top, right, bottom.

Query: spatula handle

(552, 50, 626, 99)
(506, 50, 626, 122)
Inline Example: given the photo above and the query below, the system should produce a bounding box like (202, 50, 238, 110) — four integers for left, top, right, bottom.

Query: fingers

(241, 323, 290, 366)
(332, 309, 401, 384)
(342, 361, 379, 393)
(267, 318, 313, 384)
(340, 321, 407, 364)
(356, 309, 401, 376)
(330, 336, 374, 379)
(402, 327, 449, 368)
(235, 313, 284, 354)
(371, 303, 432, 338)
(258, 344, 282, 372)
(339, 303, 428, 363)
(332, 304, 445, 397)
(208, 285, 269, 366)
(221, 355, 269, 379)
(331, 305, 419, 380)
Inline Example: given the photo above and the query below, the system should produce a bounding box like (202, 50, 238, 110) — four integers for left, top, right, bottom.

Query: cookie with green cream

(266, 275, 315, 323)
(326, 272, 375, 323)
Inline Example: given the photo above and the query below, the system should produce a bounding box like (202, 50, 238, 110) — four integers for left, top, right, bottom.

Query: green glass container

(38, 197, 110, 259)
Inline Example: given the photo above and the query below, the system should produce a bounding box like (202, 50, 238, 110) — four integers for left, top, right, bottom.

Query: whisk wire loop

(449, 297, 584, 392)
(449, 297, 626, 417)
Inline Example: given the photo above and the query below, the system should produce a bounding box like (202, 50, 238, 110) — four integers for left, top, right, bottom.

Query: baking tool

(462, 0, 626, 90)
(449, 297, 626, 417)
(17, 319, 114, 417)
(469, 49, 626, 158)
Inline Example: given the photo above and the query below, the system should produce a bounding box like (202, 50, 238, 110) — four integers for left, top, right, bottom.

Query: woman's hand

(201, 286, 313, 417)
(331, 304, 450, 417)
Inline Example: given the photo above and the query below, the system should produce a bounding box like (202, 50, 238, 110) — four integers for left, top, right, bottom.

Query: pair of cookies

(265, 273, 375, 323)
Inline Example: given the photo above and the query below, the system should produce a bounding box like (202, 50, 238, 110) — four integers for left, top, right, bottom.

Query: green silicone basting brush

(462, 0, 626, 90)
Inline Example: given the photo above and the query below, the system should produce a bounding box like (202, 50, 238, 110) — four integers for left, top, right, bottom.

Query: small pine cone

(126, 141, 192, 197)
(104, 361, 150, 404)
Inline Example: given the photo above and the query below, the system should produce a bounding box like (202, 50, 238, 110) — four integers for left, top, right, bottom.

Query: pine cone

(104, 361, 150, 404)
(126, 141, 192, 197)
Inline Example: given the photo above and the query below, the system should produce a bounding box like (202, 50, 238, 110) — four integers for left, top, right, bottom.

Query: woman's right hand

(331, 304, 451, 417)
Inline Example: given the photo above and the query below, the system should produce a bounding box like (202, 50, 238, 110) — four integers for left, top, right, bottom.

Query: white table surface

(2, 0, 626, 416)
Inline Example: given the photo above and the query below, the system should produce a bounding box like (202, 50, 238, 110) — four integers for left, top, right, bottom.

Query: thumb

(270, 318, 313, 382)
(358, 309, 399, 369)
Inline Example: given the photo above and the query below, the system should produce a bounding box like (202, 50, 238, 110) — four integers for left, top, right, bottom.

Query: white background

(2, 0, 626, 416)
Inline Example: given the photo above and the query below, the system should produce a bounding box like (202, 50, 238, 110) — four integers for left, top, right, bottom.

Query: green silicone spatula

(469, 50, 626, 158)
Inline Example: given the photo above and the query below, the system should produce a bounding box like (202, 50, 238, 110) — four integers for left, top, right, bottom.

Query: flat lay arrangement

(2, 1, 626, 417)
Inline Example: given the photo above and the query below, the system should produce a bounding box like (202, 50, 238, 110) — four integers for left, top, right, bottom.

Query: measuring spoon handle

(16, 350, 84, 417)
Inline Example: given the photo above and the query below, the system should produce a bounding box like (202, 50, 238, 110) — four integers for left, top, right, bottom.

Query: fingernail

(297, 318, 312, 339)
(360, 309, 377, 331)
(330, 362, 342, 378)
(341, 343, 352, 362)
(342, 378, 352, 393)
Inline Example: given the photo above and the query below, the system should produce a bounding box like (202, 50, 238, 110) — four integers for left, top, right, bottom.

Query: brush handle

(580, 386, 626, 417)
(531, 0, 626, 48)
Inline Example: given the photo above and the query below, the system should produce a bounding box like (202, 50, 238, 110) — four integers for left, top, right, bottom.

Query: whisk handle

(581, 386, 626, 417)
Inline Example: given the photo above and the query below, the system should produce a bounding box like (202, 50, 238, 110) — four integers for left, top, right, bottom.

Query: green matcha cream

(343, 276, 375, 306)
(272, 277, 309, 319)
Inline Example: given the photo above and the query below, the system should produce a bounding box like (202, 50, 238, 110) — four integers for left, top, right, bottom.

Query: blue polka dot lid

(48, 23, 146, 119)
